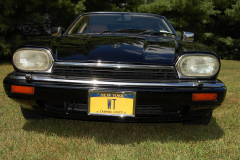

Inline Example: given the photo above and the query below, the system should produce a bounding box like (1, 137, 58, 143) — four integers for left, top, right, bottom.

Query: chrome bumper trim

(88, 113, 135, 117)
(8, 75, 225, 88)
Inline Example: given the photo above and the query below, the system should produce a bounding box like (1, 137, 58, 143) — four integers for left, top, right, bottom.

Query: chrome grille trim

(54, 62, 174, 69)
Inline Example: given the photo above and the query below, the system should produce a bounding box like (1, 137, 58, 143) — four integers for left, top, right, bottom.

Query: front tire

(20, 106, 48, 120)
(183, 112, 212, 126)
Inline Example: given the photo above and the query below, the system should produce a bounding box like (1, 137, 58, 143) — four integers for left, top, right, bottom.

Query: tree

(1, 0, 240, 60)
(218, 0, 240, 59)
(84, 0, 149, 12)
(138, 0, 240, 59)
(0, 0, 85, 58)
(138, 0, 220, 38)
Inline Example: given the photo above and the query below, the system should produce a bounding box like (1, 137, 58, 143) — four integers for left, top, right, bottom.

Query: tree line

(0, 0, 239, 60)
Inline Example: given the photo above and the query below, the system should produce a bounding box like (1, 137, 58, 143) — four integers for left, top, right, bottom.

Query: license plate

(88, 91, 136, 117)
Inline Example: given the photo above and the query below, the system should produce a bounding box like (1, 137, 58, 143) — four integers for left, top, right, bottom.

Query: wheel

(20, 106, 48, 120)
(182, 112, 212, 126)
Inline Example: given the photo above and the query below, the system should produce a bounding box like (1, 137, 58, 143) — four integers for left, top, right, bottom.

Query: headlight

(176, 54, 219, 77)
(13, 48, 53, 72)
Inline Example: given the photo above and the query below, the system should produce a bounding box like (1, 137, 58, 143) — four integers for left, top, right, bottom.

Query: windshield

(68, 13, 174, 36)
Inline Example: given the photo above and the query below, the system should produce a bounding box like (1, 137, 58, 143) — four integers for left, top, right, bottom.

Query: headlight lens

(177, 54, 219, 77)
(13, 48, 53, 71)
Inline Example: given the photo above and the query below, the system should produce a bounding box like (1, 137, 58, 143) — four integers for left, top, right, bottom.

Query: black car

(3, 12, 226, 125)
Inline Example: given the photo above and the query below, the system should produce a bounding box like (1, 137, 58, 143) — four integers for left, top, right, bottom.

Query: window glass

(68, 14, 173, 34)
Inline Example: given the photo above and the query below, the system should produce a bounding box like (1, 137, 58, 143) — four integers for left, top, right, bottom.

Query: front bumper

(3, 72, 227, 122)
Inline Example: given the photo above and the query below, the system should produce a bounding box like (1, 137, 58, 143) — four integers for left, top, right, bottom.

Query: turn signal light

(192, 93, 217, 101)
(11, 85, 34, 94)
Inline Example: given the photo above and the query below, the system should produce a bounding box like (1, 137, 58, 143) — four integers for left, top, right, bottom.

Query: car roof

(81, 12, 166, 19)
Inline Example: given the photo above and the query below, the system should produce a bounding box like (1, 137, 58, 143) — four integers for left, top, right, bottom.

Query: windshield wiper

(101, 29, 175, 37)
(101, 30, 117, 34)
(101, 29, 147, 34)
(140, 30, 175, 37)
(116, 28, 147, 33)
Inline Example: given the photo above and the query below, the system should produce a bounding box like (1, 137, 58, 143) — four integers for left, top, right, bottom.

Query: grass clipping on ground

(0, 60, 239, 159)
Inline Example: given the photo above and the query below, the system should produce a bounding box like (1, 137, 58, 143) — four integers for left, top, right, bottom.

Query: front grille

(38, 101, 88, 115)
(52, 65, 177, 80)
(38, 101, 188, 117)
(136, 105, 189, 117)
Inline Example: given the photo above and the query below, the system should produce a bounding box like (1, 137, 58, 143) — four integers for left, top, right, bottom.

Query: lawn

(0, 60, 239, 159)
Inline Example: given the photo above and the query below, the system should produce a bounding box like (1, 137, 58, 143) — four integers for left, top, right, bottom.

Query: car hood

(25, 34, 200, 65)
(56, 34, 196, 65)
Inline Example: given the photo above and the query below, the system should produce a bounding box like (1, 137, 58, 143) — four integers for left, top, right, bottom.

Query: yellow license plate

(88, 91, 136, 117)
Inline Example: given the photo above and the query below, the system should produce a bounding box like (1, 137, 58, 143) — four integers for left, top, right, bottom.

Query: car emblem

(112, 44, 121, 49)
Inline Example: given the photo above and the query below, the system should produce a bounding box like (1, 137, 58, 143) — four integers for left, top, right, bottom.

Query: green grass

(0, 60, 239, 159)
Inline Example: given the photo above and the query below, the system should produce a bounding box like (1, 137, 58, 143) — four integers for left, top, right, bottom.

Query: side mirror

(181, 31, 194, 42)
(51, 27, 62, 37)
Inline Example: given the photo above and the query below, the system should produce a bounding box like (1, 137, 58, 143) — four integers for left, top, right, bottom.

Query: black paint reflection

(57, 34, 178, 64)
(24, 34, 203, 65)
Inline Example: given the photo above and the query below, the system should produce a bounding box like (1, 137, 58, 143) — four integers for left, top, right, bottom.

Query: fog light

(192, 93, 217, 101)
(11, 85, 34, 94)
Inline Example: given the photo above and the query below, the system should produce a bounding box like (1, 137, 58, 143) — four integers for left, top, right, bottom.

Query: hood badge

(112, 44, 121, 49)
